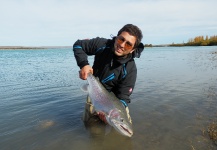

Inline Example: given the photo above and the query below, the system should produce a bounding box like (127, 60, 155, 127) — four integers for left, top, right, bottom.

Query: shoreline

(0, 46, 72, 50)
(1, 45, 217, 50)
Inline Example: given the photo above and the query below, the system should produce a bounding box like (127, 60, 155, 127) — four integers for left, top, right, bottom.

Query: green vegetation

(170, 35, 217, 47)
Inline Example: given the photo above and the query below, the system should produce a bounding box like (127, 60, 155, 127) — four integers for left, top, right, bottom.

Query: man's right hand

(79, 65, 93, 80)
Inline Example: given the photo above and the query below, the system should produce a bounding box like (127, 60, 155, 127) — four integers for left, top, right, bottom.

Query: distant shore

(0, 46, 72, 50)
(1, 45, 217, 50)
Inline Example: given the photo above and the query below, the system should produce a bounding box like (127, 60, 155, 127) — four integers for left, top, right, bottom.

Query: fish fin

(105, 115, 113, 135)
(105, 124, 112, 135)
(105, 115, 111, 124)
(81, 84, 89, 92)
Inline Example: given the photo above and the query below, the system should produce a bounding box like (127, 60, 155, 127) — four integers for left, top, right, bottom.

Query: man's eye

(120, 37, 125, 42)
(126, 42, 132, 47)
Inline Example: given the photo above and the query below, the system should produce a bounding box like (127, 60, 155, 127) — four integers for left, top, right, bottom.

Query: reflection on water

(86, 121, 133, 150)
(83, 112, 133, 150)
(0, 47, 217, 150)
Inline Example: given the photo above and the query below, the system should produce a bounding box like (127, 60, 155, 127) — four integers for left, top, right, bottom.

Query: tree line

(170, 35, 217, 46)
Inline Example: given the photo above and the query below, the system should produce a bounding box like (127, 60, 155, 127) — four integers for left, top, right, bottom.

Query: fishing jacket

(73, 37, 137, 105)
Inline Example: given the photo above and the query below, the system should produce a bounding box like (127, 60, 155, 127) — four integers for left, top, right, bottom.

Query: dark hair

(117, 24, 143, 48)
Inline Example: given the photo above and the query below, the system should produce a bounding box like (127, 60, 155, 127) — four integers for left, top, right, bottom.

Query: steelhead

(82, 73, 133, 137)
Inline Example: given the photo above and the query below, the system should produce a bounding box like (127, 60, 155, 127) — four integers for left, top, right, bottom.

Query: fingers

(79, 65, 93, 80)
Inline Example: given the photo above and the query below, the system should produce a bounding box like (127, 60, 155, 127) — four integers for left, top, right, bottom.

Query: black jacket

(73, 37, 137, 105)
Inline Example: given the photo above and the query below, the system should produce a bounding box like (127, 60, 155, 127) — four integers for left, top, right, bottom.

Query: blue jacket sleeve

(73, 37, 108, 69)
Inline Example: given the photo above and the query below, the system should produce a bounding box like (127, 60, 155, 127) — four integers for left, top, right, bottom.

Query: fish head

(107, 109, 133, 137)
(110, 118, 133, 137)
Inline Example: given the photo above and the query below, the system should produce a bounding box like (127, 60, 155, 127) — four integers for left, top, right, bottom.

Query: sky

(1, 0, 217, 46)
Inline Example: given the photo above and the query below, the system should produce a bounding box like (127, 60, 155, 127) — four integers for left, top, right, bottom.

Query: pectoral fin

(105, 124, 112, 135)
(81, 84, 89, 92)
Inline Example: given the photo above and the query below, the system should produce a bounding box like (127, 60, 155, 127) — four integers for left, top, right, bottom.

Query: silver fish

(82, 73, 133, 137)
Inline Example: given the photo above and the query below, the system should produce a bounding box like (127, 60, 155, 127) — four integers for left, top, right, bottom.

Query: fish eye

(120, 118, 124, 122)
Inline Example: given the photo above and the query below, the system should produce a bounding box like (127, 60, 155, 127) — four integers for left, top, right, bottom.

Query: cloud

(1, 0, 217, 46)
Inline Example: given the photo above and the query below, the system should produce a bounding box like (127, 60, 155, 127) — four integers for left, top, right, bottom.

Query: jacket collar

(113, 52, 133, 65)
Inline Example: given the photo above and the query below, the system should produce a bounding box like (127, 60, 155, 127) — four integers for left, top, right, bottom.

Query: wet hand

(79, 65, 93, 80)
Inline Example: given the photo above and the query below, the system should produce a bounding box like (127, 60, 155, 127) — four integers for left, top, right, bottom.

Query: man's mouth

(116, 49, 122, 53)
(116, 45, 124, 53)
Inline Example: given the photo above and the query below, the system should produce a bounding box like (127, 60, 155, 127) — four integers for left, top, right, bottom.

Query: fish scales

(83, 73, 133, 137)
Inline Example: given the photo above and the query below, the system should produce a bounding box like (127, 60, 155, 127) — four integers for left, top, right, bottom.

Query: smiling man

(73, 24, 144, 125)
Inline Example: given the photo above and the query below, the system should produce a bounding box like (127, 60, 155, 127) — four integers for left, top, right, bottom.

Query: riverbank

(0, 46, 72, 49)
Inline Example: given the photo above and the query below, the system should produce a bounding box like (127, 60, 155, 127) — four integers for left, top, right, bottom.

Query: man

(73, 24, 144, 125)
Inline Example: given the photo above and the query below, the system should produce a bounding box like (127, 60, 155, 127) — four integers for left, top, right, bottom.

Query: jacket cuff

(79, 61, 89, 69)
(120, 100, 128, 107)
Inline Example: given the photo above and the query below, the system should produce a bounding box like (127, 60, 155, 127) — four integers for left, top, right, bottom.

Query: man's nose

(119, 41, 126, 47)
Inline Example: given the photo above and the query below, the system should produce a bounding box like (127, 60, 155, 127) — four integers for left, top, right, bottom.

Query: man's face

(114, 31, 136, 57)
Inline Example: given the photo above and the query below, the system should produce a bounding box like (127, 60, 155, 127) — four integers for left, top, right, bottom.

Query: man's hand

(79, 65, 93, 80)
(97, 112, 107, 124)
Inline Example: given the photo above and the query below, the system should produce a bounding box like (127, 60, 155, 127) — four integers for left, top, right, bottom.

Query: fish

(81, 73, 133, 137)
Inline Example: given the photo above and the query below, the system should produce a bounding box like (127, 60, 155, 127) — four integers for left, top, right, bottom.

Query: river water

(0, 46, 217, 150)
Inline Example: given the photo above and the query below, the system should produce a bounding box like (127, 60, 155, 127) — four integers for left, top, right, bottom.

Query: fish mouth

(120, 125, 133, 136)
